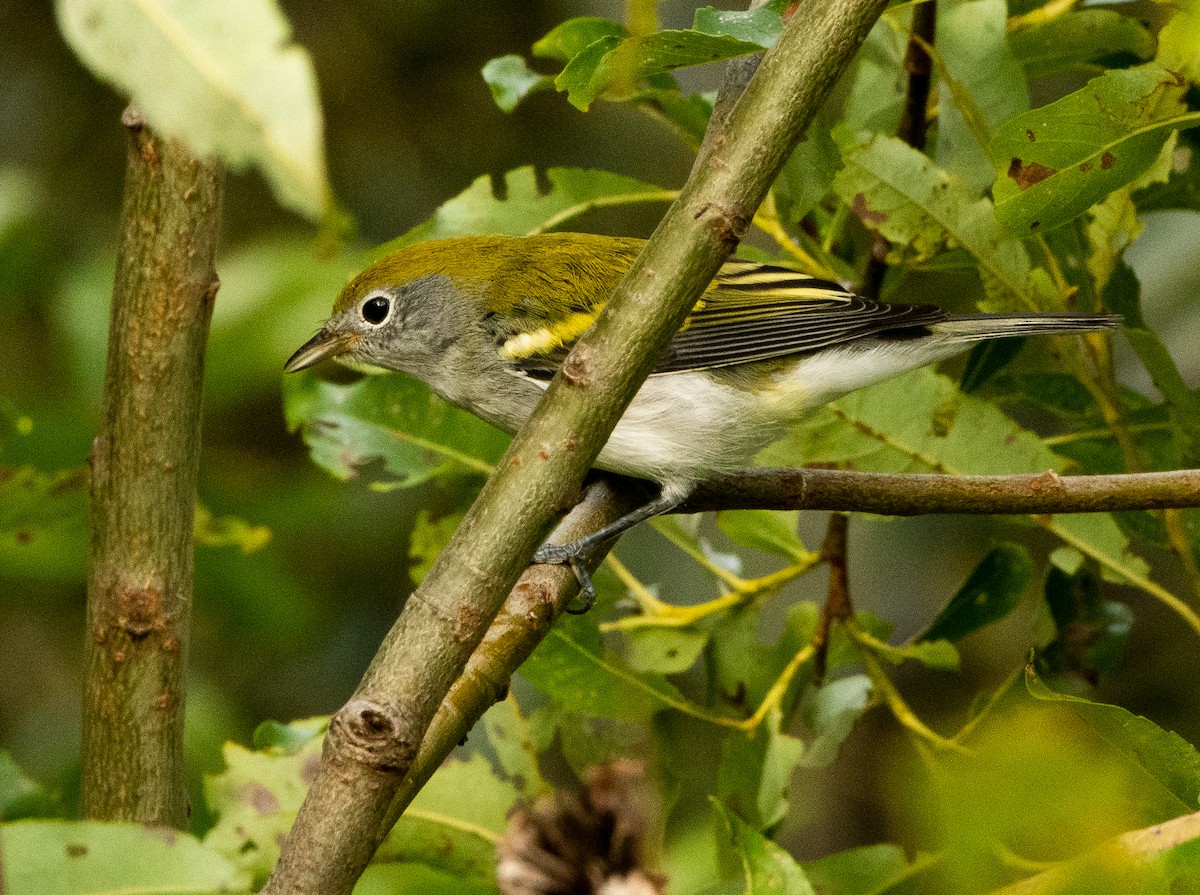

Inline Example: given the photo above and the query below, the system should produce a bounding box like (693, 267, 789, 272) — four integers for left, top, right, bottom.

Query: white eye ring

(360, 293, 392, 325)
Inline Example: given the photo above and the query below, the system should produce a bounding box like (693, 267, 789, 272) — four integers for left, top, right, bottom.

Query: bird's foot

(533, 540, 598, 614)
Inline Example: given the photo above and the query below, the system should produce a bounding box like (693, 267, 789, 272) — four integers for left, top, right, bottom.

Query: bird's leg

(534, 484, 693, 613)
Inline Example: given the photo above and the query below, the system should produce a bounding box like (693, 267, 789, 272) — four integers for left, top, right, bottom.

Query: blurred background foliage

(3, 0, 1200, 877)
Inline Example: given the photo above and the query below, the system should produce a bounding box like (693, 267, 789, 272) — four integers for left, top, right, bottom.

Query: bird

(286, 232, 1121, 609)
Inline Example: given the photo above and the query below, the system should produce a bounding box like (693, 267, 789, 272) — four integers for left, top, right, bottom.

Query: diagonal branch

(262, 2, 890, 892)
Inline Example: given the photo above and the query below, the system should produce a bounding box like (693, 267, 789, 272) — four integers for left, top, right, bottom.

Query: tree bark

(82, 108, 223, 827)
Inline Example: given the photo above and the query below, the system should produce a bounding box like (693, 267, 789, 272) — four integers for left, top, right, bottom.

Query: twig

(261, 2, 890, 893)
(683, 467, 1200, 516)
(83, 108, 224, 826)
(814, 512, 851, 680)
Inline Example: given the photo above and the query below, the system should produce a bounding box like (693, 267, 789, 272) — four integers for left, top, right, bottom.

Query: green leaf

(0, 752, 52, 820)
(250, 716, 327, 753)
(283, 371, 506, 489)
(194, 504, 271, 553)
(717, 709, 806, 830)
(797, 674, 871, 769)
(481, 54, 551, 112)
(934, 0, 1029, 193)
(1026, 667, 1200, 810)
(203, 733, 324, 883)
(375, 754, 514, 882)
(802, 843, 926, 895)
(832, 134, 1054, 309)
(356, 863, 498, 895)
(1103, 263, 1200, 464)
(554, 27, 764, 111)
(717, 510, 808, 562)
(1039, 565, 1133, 686)
(710, 602, 820, 714)
(839, 19, 906, 135)
(761, 367, 1149, 590)
(991, 64, 1198, 233)
(381, 166, 673, 252)
(919, 544, 1033, 643)
(713, 801, 816, 894)
(408, 509, 464, 585)
(532, 17, 626, 63)
(480, 694, 547, 799)
(959, 337, 1027, 393)
(623, 625, 710, 675)
(55, 0, 328, 220)
(4, 820, 250, 894)
(1009, 9, 1155, 80)
(520, 613, 689, 720)
(0, 466, 86, 547)
(692, 2, 785, 48)
(773, 117, 841, 224)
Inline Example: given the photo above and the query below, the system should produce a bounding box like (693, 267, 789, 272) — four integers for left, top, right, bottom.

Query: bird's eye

(361, 295, 391, 325)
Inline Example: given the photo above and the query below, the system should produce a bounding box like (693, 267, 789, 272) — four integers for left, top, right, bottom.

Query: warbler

(286, 232, 1119, 606)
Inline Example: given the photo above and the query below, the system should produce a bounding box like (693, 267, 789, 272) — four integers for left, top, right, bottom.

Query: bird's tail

(932, 313, 1122, 342)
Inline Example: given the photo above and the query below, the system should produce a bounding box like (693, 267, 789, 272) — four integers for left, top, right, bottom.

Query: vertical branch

(860, 0, 937, 298)
(83, 108, 224, 826)
(814, 512, 851, 680)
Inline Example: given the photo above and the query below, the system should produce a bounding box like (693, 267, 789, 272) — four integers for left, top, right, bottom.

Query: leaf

(797, 674, 872, 769)
(692, 2, 785, 48)
(480, 694, 547, 799)
(283, 370, 506, 489)
(356, 863, 498, 895)
(481, 54, 551, 112)
(4, 820, 250, 894)
(519, 613, 689, 720)
(710, 602, 820, 714)
(380, 166, 673, 252)
(773, 116, 841, 224)
(532, 17, 626, 63)
(250, 716, 326, 753)
(55, 0, 328, 220)
(760, 367, 1150, 591)
(1008, 9, 1155, 80)
(1039, 565, 1133, 686)
(553, 26, 765, 111)
(832, 134, 1055, 309)
(713, 801, 816, 894)
(623, 626, 710, 675)
(934, 0, 1029, 193)
(203, 734, 324, 883)
(408, 509, 463, 585)
(717, 510, 808, 562)
(0, 466, 87, 547)
(194, 504, 271, 553)
(1103, 263, 1200, 464)
(0, 752, 52, 820)
(991, 64, 1198, 233)
(375, 753, 515, 883)
(717, 709, 806, 830)
(919, 544, 1034, 643)
(802, 843, 925, 895)
(1026, 667, 1200, 811)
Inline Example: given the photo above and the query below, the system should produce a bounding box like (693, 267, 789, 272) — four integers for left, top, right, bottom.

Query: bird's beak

(284, 329, 360, 373)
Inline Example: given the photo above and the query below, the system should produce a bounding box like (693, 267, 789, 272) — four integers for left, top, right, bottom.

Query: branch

(377, 481, 638, 835)
(262, 2, 889, 892)
(682, 467, 1200, 516)
(83, 108, 223, 826)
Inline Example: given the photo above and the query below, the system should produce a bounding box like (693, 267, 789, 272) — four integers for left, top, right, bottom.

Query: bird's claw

(533, 541, 598, 614)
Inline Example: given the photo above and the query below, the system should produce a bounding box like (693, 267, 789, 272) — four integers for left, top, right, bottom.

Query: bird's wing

(656, 261, 949, 372)
(501, 258, 950, 380)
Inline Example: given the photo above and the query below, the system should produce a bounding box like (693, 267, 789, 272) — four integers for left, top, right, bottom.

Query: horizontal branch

(685, 468, 1200, 516)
